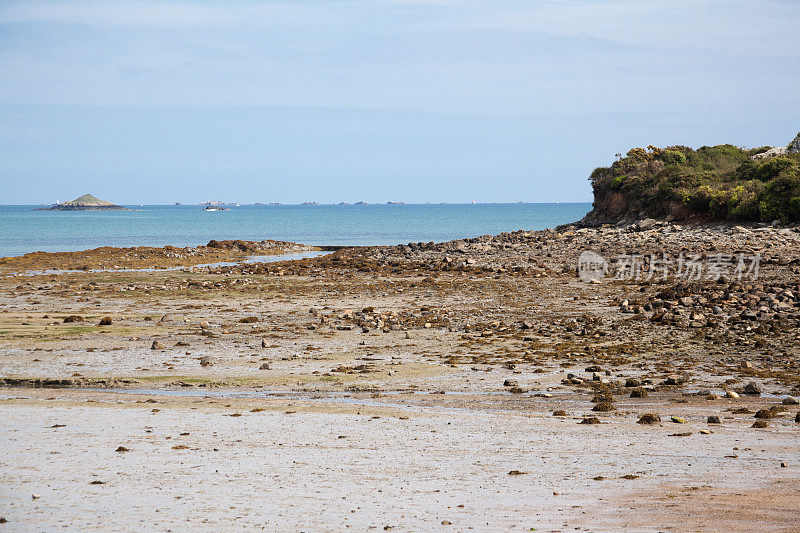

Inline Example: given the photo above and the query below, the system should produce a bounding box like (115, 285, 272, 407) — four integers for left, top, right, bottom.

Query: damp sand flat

(1, 393, 799, 532)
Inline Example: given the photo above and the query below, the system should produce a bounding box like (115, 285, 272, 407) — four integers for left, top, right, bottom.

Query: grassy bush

(589, 144, 800, 222)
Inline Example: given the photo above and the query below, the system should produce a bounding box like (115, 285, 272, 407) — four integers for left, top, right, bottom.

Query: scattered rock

(707, 416, 721, 424)
(259, 363, 270, 370)
(150, 341, 165, 350)
(552, 410, 567, 417)
(580, 417, 601, 425)
(115, 446, 129, 452)
(752, 420, 769, 428)
(200, 356, 213, 367)
(637, 413, 661, 425)
(670, 416, 686, 424)
(63, 315, 83, 323)
(782, 397, 799, 406)
(98, 316, 112, 326)
(743, 382, 762, 395)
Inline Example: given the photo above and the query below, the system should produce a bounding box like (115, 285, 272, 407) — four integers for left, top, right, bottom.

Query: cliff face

(44, 194, 127, 211)
(580, 140, 800, 226)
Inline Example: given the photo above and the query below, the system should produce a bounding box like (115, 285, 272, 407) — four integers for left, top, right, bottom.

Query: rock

(592, 402, 615, 412)
(707, 416, 721, 424)
(98, 316, 112, 326)
(150, 341, 165, 350)
(637, 413, 661, 425)
(503, 379, 519, 387)
(725, 390, 740, 399)
(752, 420, 769, 428)
(63, 315, 83, 323)
(754, 408, 779, 419)
(743, 382, 762, 395)
(552, 410, 567, 417)
(200, 356, 213, 367)
(624, 378, 641, 388)
(239, 316, 259, 323)
(160, 314, 174, 323)
(788, 132, 800, 154)
(200, 320, 211, 329)
(31, 494, 40, 500)
(636, 218, 657, 230)
(796, 411, 800, 423)
(261, 339, 267, 348)
(670, 416, 686, 424)
(259, 363, 270, 370)
(630, 388, 648, 398)
(782, 396, 799, 405)
(115, 446, 130, 452)
(740, 360, 753, 370)
(580, 417, 601, 425)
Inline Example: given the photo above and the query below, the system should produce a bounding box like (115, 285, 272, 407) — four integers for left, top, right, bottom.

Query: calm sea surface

(0, 203, 590, 257)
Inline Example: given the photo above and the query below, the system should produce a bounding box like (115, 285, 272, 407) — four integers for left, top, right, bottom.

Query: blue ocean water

(0, 203, 590, 257)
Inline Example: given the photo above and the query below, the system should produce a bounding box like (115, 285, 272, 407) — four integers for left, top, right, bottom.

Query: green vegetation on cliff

(587, 139, 800, 223)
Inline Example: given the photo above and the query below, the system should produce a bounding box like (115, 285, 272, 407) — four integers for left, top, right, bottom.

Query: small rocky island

(41, 194, 127, 211)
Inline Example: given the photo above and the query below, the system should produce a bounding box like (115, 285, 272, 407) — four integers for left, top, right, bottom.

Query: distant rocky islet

(40, 194, 127, 211)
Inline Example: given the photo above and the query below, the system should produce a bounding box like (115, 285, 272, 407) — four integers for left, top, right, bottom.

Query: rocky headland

(582, 133, 800, 226)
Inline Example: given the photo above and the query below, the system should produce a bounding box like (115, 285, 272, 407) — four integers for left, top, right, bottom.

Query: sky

(0, 0, 798, 205)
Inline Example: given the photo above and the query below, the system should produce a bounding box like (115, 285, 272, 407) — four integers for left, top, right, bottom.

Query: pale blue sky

(1, 0, 798, 204)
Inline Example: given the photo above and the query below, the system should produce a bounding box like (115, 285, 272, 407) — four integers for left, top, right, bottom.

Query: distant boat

(203, 206, 228, 211)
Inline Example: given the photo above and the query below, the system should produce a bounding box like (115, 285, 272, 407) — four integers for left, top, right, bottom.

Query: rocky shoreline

(1, 222, 799, 530)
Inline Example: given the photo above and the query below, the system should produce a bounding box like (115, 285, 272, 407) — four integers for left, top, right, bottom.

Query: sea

(0, 203, 590, 258)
